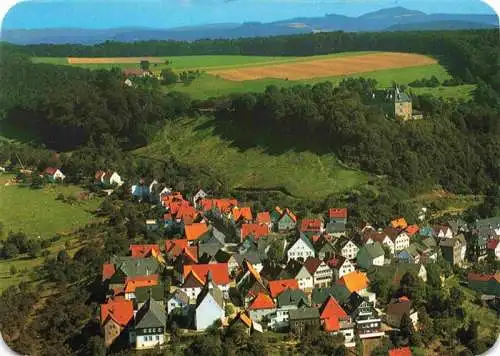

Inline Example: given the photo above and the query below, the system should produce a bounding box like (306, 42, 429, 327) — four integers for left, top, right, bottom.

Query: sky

(1, 0, 497, 30)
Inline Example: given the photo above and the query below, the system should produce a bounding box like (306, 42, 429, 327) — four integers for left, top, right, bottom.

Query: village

(42, 168, 497, 355)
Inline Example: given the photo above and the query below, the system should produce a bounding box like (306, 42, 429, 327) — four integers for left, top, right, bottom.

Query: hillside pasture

(207, 52, 437, 81)
(0, 175, 102, 238)
(135, 117, 368, 200)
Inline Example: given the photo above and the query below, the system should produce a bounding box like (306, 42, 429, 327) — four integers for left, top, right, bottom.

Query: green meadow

(135, 117, 369, 200)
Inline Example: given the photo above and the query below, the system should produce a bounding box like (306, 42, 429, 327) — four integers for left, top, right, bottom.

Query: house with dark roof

(343, 292, 384, 339)
(325, 221, 347, 238)
(229, 311, 263, 334)
(304, 257, 333, 288)
(268, 289, 308, 331)
(179, 270, 205, 302)
(385, 296, 418, 328)
(327, 255, 355, 281)
(134, 285, 164, 310)
(289, 307, 320, 334)
(356, 242, 385, 269)
(129, 298, 167, 350)
(236, 260, 269, 306)
(106, 257, 161, 290)
(467, 273, 500, 297)
(315, 238, 336, 260)
(439, 234, 467, 266)
(328, 208, 348, 224)
(195, 273, 225, 330)
(311, 285, 351, 307)
(276, 208, 297, 232)
(280, 259, 314, 291)
(287, 233, 315, 262)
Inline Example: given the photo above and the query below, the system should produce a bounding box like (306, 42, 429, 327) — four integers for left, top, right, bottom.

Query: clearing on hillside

(67, 56, 165, 64)
(208, 52, 437, 81)
(135, 117, 368, 200)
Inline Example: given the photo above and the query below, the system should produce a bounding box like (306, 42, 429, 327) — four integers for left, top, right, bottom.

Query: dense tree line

(200, 77, 500, 195)
(0, 54, 192, 151)
(2, 29, 498, 88)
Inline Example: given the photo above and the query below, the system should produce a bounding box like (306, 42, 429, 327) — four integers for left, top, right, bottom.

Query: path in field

(208, 52, 437, 81)
(67, 57, 165, 64)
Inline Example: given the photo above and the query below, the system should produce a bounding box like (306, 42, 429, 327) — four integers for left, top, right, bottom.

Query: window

(156, 335, 160, 341)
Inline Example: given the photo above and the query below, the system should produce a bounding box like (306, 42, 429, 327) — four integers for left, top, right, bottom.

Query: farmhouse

(43, 167, 65, 181)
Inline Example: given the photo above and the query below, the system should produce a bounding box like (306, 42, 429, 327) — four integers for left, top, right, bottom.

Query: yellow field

(208, 52, 437, 81)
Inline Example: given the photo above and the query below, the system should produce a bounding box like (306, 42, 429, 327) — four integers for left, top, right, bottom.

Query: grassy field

(169, 64, 473, 100)
(135, 116, 368, 200)
(0, 174, 102, 238)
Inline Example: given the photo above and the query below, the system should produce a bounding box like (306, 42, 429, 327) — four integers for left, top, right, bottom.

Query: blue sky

(2, 0, 496, 29)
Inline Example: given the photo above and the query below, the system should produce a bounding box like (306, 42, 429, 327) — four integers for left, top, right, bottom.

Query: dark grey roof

(214, 249, 233, 263)
(198, 234, 224, 258)
(325, 222, 346, 234)
(361, 242, 385, 258)
(135, 298, 166, 329)
(110, 256, 160, 277)
(169, 289, 189, 305)
(421, 237, 437, 249)
(276, 289, 308, 308)
(196, 279, 224, 309)
(311, 285, 351, 306)
(342, 292, 369, 315)
(475, 217, 500, 230)
(135, 284, 165, 303)
(288, 307, 320, 321)
(234, 249, 262, 266)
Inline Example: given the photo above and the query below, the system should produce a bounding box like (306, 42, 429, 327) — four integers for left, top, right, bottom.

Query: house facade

(129, 298, 167, 350)
(287, 233, 315, 262)
(289, 308, 321, 334)
(194, 274, 225, 330)
(340, 240, 359, 260)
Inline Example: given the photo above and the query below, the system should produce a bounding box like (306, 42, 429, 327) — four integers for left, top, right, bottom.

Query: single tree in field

(161, 68, 179, 85)
(140, 60, 151, 71)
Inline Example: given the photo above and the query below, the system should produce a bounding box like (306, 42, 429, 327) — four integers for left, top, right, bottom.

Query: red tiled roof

(232, 207, 253, 222)
(165, 239, 188, 254)
(406, 224, 420, 236)
(389, 347, 412, 356)
(468, 272, 500, 282)
(300, 218, 322, 232)
(256, 212, 271, 225)
(268, 279, 299, 298)
(399, 296, 410, 302)
(185, 223, 209, 241)
(311, 235, 322, 243)
(129, 244, 161, 258)
(328, 208, 348, 220)
(323, 316, 341, 332)
(200, 198, 238, 213)
(241, 223, 269, 241)
(336, 271, 369, 293)
(182, 270, 205, 288)
(44, 167, 58, 175)
(124, 275, 159, 293)
(304, 257, 324, 274)
(487, 239, 499, 250)
(284, 208, 297, 222)
(320, 297, 348, 321)
(248, 292, 276, 310)
(100, 298, 134, 327)
(102, 263, 116, 281)
(176, 205, 199, 225)
(390, 217, 408, 230)
(183, 263, 230, 285)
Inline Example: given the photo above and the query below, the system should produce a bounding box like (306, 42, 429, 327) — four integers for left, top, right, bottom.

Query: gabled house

(248, 292, 277, 322)
(328, 208, 348, 224)
(338, 239, 359, 260)
(343, 292, 384, 339)
(277, 208, 297, 232)
(467, 273, 500, 297)
(311, 285, 351, 307)
(192, 189, 208, 208)
(325, 221, 347, 238)
(129, 298, 167, 350)
(304, 257, 333, 288)
(183, 263, 231, 298)
(363, 231, 395, 255)
(336, 271, 369, 294)
(439, 234, 467, 266)
(234, 248, 263, 273)
(315, 238, 336, 260)
(100, 297, 134, 347)
(448, 218, 468, 235)
(213, 250, 239, 276)
(135, 285, 164, 310)
(180, 270, 205, 301)
(236, 260, 269, 306)
(268, 279, 300, 299)
(287, 233, 315, 262)
(289, 308, 321, 334)
(195, 272, 225, 330)
(326, 256, 355, 281)
(474, 217, 500, 238)
(165, 239, 198, 263)
(167, 289, 189, 315)
(268, 288, 308, 331)
(124, 275, 159, 300)
(231, 206, 253, 224)
(240, 223, 269, 242)
(434, 225, 454, 239)
(200, 198, 238, 216)
(229, 311, 263, 335)
(197, 229, 225, 259)
(129, 244, 165, 264)
(385, 296, 418, 328)
(43, 167, 65, 182)
(300, 218, 323, 236)
(185, 223, 209, 242)
(105, 256, 160, 289)
(384, 228, 410, 252)
(95, 171, 123, 187)
(356, 242, 385, 270)
(281, 259, 314, 291)
(320, 296, 355, 347)
(256, 212, 272, 231)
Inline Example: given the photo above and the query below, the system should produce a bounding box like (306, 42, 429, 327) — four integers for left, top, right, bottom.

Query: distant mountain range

(1, 7, 498, 45)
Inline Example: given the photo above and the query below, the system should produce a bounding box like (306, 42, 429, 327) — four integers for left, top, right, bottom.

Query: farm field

(0, 174, 102, 238)
(135, 117, 369, 200)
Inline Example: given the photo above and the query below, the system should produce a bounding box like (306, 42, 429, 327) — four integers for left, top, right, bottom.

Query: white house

(364, 231, 395, 255)
(328, 256, 355, 280)
(340, 240, 360, 260)
(287, 233, 315, 262)
(167, 289, 189, 315)
(129, 299, 166, 350)
(289, 264, 314, 291)
(43, 167, 65, 181)
(304, 257, 333, 288)
(179, 271, 204, 302)
(193, 189, 208, 207)
(96, 171, 123, 186)
(194, 274, 225, 331)
(434, 226, 454, 239)
(385, 228, 410, 252)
